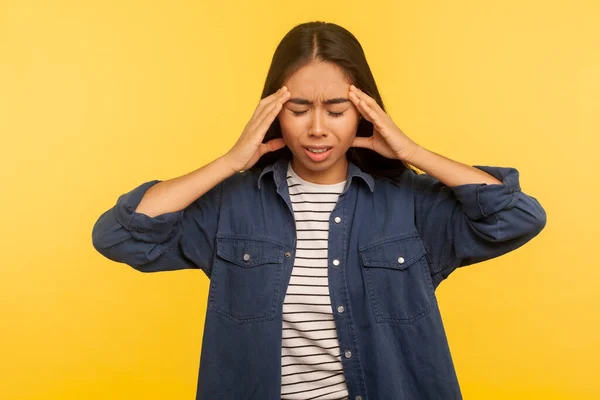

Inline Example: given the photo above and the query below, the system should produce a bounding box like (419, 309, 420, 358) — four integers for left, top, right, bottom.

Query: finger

(349, 91, 375, 123)
(348, 91, 364, 116)
(243, 138, 287, 170)
(252, 89, 289, 128)
(350, 85, 382, 113)
(351, 136, 372, 150)
(262, 138, 286, 154)
(252, 86, 289, 120)
(253, 92, 289, 133)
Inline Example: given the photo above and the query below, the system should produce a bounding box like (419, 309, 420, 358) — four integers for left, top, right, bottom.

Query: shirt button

(285, 251, 291, 258)
(333, 259, 340, 267)
(337, 305, 345, 313)
(355, 396, 363, 400)
(334, 216, 341, 223)
(344, 350, 352, 358)
(243, 253, 250, 261)
(397, 256, 405, 264)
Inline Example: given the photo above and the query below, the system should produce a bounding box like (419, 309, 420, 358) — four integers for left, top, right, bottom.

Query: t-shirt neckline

(287, 161, 346, 189)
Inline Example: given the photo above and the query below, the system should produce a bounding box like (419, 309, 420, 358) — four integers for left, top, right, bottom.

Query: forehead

(284, 61, 350, 97)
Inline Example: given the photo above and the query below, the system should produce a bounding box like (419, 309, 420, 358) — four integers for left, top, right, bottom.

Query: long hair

(250, 21, 418, 179)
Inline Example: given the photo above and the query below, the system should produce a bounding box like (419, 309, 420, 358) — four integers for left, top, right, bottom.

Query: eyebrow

(287, 97, 350, 105)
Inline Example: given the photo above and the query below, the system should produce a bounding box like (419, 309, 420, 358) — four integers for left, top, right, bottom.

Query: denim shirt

(92, 156, 547, 400)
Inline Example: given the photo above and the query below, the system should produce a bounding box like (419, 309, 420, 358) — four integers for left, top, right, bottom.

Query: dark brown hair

(250, 21, 417, 179)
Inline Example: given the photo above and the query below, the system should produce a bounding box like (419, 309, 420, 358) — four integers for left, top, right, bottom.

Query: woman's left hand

(349, 85, 420, 162)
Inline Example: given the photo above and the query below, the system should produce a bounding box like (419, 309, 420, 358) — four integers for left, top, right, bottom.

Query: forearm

(135, 154, 237, 217)
(405, 146, 503, 187)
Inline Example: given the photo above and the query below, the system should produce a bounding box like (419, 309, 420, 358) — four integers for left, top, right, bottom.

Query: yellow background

(1, 1, 598, 399)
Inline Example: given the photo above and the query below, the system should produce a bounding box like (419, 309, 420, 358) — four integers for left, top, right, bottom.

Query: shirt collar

(257, 157, 375, 194)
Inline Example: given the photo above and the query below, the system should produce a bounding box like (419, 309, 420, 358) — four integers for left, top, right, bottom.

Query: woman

(92, 21, 546, 400)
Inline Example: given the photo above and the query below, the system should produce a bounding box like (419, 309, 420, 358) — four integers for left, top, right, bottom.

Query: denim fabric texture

(92, 156, 547, 400)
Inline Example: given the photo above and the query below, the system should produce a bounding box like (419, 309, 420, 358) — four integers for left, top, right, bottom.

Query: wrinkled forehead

(284, 62, 351, 103)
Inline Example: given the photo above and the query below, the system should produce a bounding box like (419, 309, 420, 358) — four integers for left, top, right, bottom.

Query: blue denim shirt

(92, 156, 546, 400)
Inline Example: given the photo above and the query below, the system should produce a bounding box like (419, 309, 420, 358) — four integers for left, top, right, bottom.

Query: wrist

(401, 144, 424, 165)
(217, 153, 242, 176)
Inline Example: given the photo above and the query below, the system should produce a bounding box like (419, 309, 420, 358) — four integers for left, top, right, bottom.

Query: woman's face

(277, 60, 361, 184)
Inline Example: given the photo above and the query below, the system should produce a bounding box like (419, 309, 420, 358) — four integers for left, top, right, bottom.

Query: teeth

(308, 148, 329, 153)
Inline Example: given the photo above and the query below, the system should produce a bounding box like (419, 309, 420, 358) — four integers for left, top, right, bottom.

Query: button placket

(332, 216, 341, 269)
(330, 206, 362, 396)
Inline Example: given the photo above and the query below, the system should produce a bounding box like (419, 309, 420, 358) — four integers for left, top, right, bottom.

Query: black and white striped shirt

(280, 161, 350, 400)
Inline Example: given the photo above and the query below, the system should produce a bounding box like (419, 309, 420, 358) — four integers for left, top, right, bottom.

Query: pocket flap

(216, 233, 285, 268)
(359, 234, 426, 270)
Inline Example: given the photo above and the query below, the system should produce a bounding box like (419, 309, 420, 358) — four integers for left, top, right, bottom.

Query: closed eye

(291, 110, 345, 117)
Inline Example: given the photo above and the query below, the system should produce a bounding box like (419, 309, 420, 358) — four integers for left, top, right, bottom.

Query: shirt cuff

(450, 166, 522, 220)
(115, 180, 183, 243)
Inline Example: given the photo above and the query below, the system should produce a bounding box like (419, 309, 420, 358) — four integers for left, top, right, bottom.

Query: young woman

(92, 21, 546, 400)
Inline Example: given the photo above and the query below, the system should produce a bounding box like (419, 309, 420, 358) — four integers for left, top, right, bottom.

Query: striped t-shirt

(280, 161, 350, 400)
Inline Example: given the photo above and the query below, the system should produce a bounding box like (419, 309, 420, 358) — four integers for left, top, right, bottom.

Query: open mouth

(306, 147, 331, 153)
(303, 147, 333, 161)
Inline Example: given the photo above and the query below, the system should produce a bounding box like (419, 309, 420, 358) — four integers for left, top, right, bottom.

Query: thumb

(264, 138, 287, 153)
(242, 139, 287, 171)
(351, 136, 371, 149)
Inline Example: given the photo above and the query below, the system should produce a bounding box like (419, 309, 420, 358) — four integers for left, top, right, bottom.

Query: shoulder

(377, 167, 444, 195)
(221, 169, 260, 189)
(371, 168, 418, 193)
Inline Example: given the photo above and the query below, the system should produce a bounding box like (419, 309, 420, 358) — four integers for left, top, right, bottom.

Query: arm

(406, 146, 503, 187)
(93, 85, 291, 275)
(407, 146, 547, 289)
(91, 155, 237, 276)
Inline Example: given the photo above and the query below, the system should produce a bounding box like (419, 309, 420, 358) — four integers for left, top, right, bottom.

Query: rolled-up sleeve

(91, 179, 222, 277)
(413, 165, 547, 289)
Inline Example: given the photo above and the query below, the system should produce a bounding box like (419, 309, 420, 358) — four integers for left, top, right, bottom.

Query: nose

(308, 111, 327, 137)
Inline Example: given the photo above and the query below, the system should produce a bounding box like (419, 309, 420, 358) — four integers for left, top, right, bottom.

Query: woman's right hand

(224, 86, 291, 172)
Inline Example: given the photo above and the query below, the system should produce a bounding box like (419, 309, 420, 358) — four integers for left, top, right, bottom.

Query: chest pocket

(359, 233, 435, 325)
(209, 233, 285, 324)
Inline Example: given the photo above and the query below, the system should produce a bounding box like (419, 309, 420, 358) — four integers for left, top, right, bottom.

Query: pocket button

(397, 256, 405, 264)
(243, 253, 250, 261)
